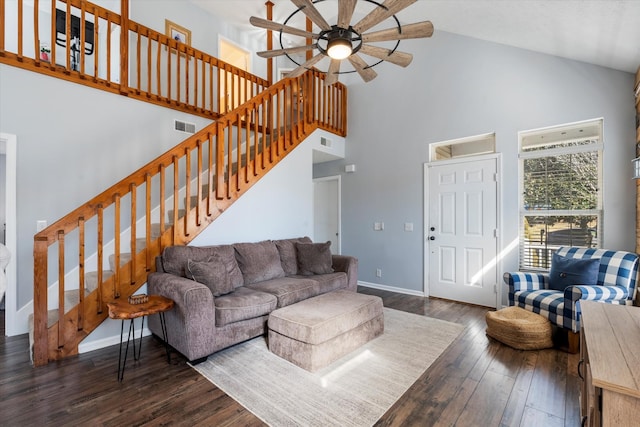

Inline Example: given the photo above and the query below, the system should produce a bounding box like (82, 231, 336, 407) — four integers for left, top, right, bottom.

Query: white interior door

(427, 157, 498, 308)
(313, 176, 340, 253)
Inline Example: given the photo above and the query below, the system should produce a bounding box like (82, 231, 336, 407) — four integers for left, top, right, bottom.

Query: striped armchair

(504, 247, 639, 336)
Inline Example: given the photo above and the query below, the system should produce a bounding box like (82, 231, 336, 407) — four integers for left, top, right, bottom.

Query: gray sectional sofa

(147, 237, 358, 362)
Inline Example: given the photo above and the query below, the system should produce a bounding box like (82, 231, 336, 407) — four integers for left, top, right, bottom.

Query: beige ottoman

(268, 290, 384, 371)
(485, 306, 553, 350)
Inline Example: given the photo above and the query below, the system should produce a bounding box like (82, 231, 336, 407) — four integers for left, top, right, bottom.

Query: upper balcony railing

(0, 0, 269, 119)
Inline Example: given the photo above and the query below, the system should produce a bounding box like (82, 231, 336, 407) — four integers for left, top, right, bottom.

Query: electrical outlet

(376, 268, 382, 278)
(404, 222, 414, 232)
(36, 220, 47, 232)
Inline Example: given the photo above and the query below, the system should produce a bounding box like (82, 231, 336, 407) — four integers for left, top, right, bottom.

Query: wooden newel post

(0, 0, 5, 51)
(33, 237, 49, 366)
(266, 1, 274, 86)
(120, 0, 129, 94)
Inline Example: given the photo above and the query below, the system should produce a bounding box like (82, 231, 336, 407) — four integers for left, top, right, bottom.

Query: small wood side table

(107, 295, 174, 382)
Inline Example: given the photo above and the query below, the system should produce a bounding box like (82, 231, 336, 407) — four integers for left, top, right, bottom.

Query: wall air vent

(320, 137, 332, 147)
(174, 120, 196, 134)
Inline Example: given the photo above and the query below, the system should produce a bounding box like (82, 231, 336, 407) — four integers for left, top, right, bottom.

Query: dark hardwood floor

(0, 288, 580, 426)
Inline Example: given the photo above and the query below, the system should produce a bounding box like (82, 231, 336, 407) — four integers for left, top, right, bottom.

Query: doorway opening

(429, 132, 496, 162)
(218, 37, 251, 114)
(313, 175, 341, 254)
(0, 133, 17, 336)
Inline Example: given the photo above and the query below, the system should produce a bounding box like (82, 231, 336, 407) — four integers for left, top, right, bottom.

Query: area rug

(191, 308, 464, 426)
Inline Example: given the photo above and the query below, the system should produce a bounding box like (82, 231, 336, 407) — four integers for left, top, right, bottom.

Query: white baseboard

(13, 301, 32, 336)
(78, 327, 151, 354)
(358, 281, 425, 297)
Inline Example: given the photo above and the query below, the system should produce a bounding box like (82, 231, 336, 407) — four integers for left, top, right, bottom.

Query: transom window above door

(429, 133, 496, 162)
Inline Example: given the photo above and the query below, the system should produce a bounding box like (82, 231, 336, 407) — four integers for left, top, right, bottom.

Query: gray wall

(315, 31, 636, 301)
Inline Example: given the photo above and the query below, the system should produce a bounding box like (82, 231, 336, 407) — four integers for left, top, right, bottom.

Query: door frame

(0, 133, 17, 335)
(313, 175, 341, 254)
(423, 153, 503, 308)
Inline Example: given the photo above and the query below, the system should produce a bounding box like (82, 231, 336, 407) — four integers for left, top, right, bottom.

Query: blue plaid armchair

(504, 247, 639, 335)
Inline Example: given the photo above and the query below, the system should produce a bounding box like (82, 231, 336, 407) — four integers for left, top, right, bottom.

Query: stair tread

(109, 253, 132, 270)
(85, 270, 114, 286)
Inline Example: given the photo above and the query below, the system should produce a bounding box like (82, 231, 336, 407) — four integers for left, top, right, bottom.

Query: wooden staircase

(31, 70, 346, 366)
(0, 0, 347, 366)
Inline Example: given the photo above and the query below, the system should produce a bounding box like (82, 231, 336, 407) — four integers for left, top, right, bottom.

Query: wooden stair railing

(0, 0, 268, 119)
(32, 70, 347, 366)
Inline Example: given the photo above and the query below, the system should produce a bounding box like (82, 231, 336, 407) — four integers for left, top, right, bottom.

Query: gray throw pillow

(296, 241, 334, 276)
(186, 256, 234, 297)
(234, 241, 286, 285)
(161, 245, 244, 288)
(274, 236, 312, 276)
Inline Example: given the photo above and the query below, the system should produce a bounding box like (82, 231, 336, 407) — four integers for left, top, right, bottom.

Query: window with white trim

(518, 119, 603, 270)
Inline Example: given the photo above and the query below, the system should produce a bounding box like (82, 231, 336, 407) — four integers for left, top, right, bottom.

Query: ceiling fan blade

(337, 0, 358, 29)
(361, 21, 434, 43)
(325, 59, 341, 86)
(291, 0, 332, 31)
(250, 16, 319, 39)
(347, 54, 378, 82)
(257, 44, 318, 59)
(353, 0, 417, 34)
(287, 53, 325, 78)
(358, 44, 413, 67)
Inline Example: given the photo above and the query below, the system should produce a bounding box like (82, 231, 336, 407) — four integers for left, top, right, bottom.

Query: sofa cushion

(274, 236, 312, 276)
(296, 241, 334, 276)
(186, 255, 234, 297)
(246, 277, 319, 308)
(548, 253, 600, 291)
(161, 245, 244, 288)
(214, 287, 277, 327)
(234, 241, 286, 285)
(302, 272, 348, 295)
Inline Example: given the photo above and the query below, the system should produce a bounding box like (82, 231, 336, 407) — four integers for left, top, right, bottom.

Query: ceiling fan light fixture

(327, 36, 352, 60)
(250, 0, 434, 83)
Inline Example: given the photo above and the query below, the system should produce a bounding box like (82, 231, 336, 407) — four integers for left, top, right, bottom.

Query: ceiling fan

(250, 0, 434, 85)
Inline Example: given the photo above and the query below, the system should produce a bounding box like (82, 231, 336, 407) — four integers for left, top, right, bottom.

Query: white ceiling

(190, 0, 640, 73)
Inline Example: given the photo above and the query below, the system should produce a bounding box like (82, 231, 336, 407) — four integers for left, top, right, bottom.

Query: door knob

(429, 236, 435, 241)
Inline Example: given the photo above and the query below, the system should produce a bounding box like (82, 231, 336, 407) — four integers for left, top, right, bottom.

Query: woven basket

(485, 306, 553, 350)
